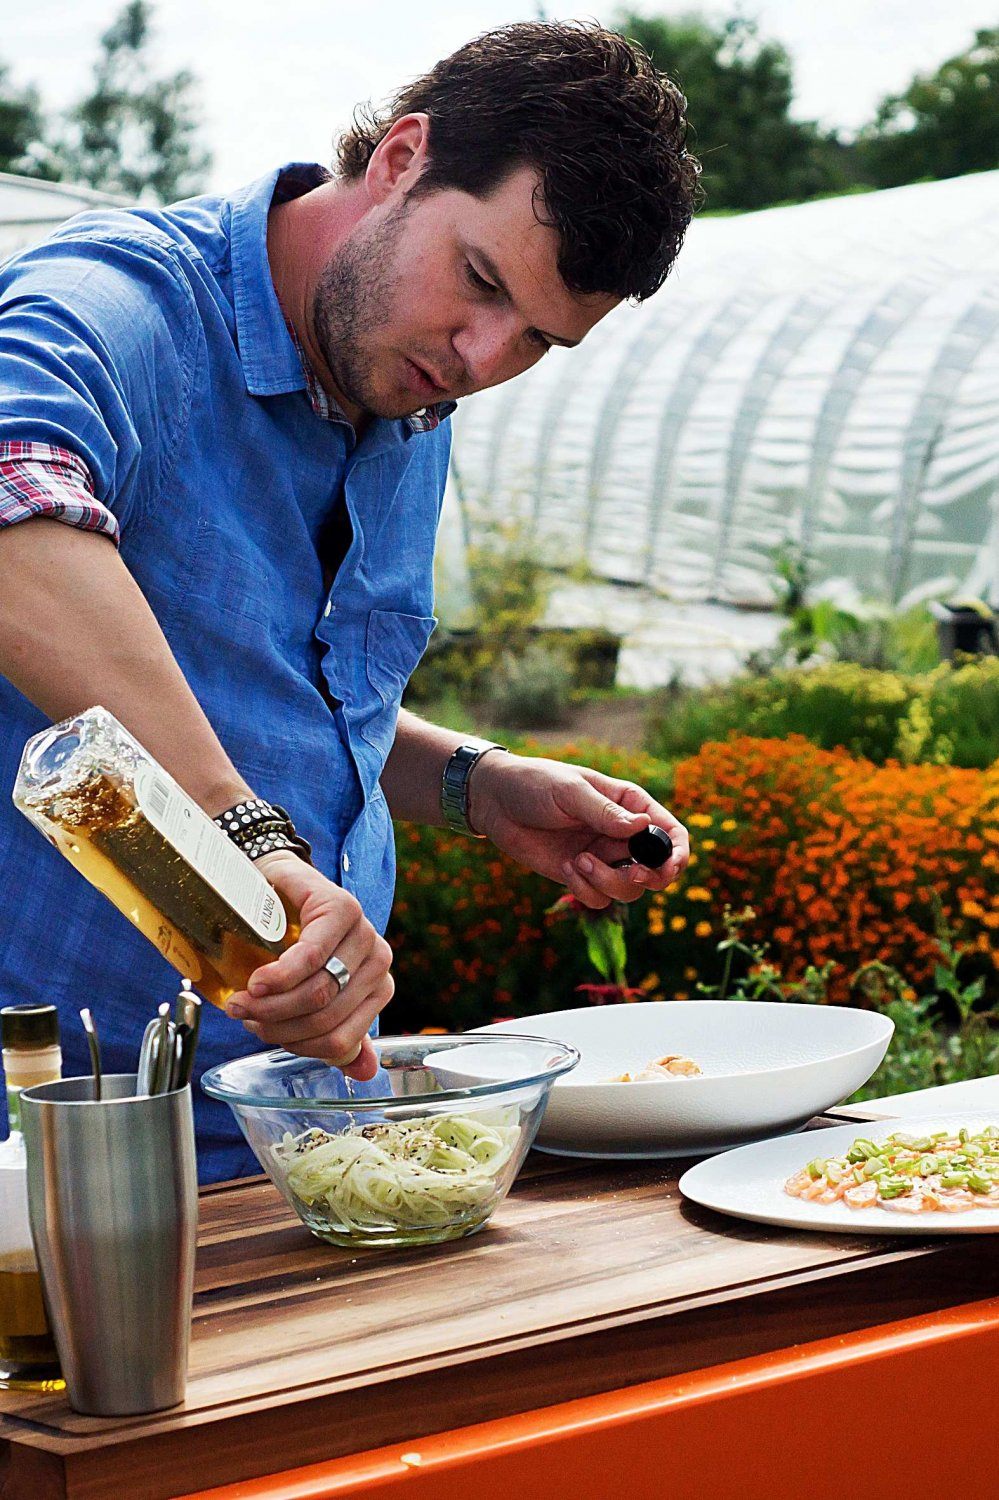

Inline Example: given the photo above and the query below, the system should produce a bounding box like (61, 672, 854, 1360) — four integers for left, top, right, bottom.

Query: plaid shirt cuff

(0, 442, 119, 544)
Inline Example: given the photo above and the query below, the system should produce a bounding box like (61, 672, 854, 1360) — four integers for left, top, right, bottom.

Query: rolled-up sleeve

(0, 440, 118, 542)
(0, 226, 198, 536)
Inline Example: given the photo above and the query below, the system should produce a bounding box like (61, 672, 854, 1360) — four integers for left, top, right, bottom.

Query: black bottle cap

(627, 824, 673, 869)
(1, 1004, 60, 1050)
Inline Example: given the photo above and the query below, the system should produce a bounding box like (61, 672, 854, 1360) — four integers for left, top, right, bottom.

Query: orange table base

(182, 1296, 999, 1500)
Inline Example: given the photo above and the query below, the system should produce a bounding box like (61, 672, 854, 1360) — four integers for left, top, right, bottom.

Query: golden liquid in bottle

(30, 771, 299, 1010)
(0, 1257, 63, 1389)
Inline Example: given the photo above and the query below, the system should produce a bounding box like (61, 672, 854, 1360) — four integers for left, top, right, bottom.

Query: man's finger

(245, 988, 389, 1059)
(247, 907, 362, 995)
(572, 852, 648, 904)
(561, 858, 613, 910)
(341, 1035, 380, 1081)
(235, 933, 388, 1021)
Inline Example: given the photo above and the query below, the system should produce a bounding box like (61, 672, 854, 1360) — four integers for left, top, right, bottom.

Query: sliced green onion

(878, 1177, 913, 1199)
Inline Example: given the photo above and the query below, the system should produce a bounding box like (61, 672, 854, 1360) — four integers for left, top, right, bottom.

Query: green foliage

(409, 522, 553, 707)
(753, 542, 940, 674)
(483, 641, 573, 729)
(696, 904, 999, 1101)
(0, 60, 58, 179)
(645, 659, 999, 770)
(581, 908, 628, 988)
(696, 905, 837, 1005)
(409, 520, 619, 718)
(849, 900, 999, 1100)
(857, 28, 999, 188)
(614, 11, 854, 210)
(57, 1, 211, 202)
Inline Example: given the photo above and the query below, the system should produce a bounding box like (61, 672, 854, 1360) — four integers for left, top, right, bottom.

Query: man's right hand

(224, 851, 394, 1079)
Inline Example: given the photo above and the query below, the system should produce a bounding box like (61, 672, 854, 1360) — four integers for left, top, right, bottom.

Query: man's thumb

(570, 780, 646, 837)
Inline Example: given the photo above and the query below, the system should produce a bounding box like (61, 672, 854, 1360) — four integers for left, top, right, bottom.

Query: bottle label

(134, 767, 288, 943)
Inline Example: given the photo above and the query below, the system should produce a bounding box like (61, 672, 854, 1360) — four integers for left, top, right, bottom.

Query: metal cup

(19, 1074, 197, 1416)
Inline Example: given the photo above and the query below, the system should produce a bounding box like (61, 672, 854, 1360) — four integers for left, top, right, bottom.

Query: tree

(57, 0, 211, 202)
(615, 10, 855, 211)
(857, 28, 999, 187)
(0, 61, 60, 180)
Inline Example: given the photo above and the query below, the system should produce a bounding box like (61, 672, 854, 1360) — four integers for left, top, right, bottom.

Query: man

(0, 22, 699, 1180)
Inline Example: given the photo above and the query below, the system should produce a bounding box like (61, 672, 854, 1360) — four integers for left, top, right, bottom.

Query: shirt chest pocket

(323, 607, 436, 769)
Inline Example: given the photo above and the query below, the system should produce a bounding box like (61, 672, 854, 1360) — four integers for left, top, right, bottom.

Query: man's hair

(335, 21, 701, 302)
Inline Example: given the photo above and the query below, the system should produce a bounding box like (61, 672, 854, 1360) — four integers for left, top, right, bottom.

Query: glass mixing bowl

(201, 1034, 579, 1248)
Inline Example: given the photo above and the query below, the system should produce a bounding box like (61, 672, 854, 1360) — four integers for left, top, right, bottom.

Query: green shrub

(645, 658, 999, 768)
(483, 642, 574, 728)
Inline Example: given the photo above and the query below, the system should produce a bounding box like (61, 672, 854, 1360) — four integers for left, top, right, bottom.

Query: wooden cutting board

(1, 1134, 996, 1500)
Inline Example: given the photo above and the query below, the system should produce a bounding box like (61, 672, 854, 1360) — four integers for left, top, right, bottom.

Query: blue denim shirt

(0, 165, 451, 1181)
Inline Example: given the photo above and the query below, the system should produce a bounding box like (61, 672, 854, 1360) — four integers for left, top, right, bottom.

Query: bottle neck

(4, 1045, 62, 1136)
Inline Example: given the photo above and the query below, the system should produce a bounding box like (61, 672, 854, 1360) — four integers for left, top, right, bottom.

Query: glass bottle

(13, 707, 298, 1011)
(0, 1004, 64, 1390)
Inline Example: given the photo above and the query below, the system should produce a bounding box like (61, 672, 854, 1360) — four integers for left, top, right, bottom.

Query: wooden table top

(2, 1127, 997, 1500)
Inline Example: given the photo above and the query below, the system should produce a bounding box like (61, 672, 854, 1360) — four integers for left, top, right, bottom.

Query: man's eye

(466, 262, 496, 294)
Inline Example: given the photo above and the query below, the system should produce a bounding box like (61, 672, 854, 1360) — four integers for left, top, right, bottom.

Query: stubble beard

(312, 200, 419, 421)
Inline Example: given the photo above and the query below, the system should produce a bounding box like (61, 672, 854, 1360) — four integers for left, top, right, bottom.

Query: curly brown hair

(335, 21, 701, 302)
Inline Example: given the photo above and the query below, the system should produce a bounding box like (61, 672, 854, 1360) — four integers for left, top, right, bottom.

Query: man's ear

(365, 114, 431, 204)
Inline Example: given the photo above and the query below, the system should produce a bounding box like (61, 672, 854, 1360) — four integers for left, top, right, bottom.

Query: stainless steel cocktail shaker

(20, 1074, 197, 1415)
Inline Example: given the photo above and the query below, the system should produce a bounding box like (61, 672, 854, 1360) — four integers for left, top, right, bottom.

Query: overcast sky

(5, 0, 998, 191)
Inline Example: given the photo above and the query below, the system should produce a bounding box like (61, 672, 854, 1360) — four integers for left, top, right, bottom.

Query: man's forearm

(381, 708, 501, 825)
(0, 517, 251, 815)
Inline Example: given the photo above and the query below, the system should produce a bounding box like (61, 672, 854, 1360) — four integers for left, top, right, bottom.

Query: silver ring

(323, 955, 351, 993)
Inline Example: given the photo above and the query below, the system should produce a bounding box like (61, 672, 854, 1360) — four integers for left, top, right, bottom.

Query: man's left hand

(468, 753, 689, 909)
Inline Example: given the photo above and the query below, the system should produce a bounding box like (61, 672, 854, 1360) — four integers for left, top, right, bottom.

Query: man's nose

(453, 313, 525, 390)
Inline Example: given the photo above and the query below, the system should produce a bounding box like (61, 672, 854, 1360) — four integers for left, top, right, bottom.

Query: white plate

(679, 1114, 999, 1235)
(477, 1002, 892, 1158)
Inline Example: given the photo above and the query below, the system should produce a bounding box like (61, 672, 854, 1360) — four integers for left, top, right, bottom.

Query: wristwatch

(440, 742, 508, 837)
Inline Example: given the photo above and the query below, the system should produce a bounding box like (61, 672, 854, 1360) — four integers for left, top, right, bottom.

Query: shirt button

(342, 852, 351, 873)
(323, 601, 332, 618)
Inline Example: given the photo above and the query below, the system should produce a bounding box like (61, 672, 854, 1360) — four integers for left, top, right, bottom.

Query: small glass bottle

(0, 1004, 64, 1390)
(13, 707, 298, 1011)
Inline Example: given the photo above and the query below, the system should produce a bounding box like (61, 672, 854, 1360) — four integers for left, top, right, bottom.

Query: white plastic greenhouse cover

(0, 171, 122, 261)
(450, 171, 999, 609)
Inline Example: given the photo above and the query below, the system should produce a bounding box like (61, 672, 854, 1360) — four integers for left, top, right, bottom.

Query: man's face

(310, 164, 618, 422)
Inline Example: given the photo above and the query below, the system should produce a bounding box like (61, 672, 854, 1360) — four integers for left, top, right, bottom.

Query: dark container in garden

(929, 600, 997, 660)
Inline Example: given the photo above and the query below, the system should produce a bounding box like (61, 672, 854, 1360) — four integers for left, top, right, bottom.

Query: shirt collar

(229, 162, 323, 398)
(229, 162, 456, 436)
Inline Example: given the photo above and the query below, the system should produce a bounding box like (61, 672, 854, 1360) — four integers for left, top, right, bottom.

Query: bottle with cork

(0, 1004, 64, 1389)
(13, 706, 299, 1012)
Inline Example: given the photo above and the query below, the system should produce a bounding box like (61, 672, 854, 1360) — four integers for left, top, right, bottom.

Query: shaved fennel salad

(271, 1110, 522, 1244)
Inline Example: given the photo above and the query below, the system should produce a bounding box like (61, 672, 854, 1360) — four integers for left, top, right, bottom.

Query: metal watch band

(440, 742, 508, 838)
(213, 798, 313, 864)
